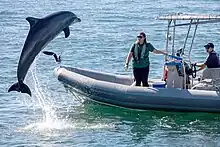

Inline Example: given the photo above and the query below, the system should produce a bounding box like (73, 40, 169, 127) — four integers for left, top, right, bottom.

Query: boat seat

(192, 68, 220, 90)
(201, 68, 220, 79)
(201, 68, 220, 88)
(191, 79, 220, 91)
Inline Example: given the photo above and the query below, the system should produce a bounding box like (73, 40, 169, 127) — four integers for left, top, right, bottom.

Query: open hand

(124, 63, 129, 71)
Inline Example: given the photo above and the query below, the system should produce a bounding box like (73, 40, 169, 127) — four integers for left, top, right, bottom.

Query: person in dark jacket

(196, 43, 220, 71)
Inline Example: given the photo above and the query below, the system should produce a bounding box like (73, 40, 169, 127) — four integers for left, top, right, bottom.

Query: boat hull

(55, 66, 220, 112)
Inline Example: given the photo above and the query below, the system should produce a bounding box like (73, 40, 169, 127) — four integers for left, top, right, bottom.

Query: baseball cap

(204, 43, 214, 48)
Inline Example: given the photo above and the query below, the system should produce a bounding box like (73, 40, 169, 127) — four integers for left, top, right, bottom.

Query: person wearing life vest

(125, 32, 167, 87)
(195, 43, 220, 71)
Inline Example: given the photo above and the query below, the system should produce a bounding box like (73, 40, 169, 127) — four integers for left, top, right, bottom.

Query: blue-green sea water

(1, 0, 220, 146)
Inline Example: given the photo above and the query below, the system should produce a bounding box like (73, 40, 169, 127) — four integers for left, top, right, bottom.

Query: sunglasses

(137, 36, 143, 39)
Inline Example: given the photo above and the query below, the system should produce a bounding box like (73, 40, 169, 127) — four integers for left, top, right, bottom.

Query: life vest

(133, 42, 147, 62)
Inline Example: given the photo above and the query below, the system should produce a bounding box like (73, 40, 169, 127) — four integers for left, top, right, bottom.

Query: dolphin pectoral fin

(63, 27, 70, 38)
(26, 17, 40, 28)
(8, 82, 32, 97)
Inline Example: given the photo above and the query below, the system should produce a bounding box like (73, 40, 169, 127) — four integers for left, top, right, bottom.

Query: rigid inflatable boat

(55, 66, 220, 112)
(52, 13, 220, 112)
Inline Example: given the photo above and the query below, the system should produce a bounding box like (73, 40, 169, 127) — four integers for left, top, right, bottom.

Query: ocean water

(1, 0, 220, 146)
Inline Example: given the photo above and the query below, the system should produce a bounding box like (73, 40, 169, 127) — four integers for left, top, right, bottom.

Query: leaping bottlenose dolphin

(8, 11, 81, 96)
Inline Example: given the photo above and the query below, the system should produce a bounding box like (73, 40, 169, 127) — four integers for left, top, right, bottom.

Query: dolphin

(8, 11, 81, 96)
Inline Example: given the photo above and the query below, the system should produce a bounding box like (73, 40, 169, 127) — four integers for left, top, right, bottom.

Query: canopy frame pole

(189, 19, 199, 88)
(189, 19, 199, 60)
(165, 20, 172, 61)
(182, 19, 193, 56)
(172, 20, 176, 56)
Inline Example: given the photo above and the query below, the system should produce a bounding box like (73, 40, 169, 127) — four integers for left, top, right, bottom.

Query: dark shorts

(133, 66, 150, 87)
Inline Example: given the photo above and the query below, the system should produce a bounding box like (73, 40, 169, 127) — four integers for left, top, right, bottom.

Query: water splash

(21, 58, 74, 133)
(18, 58, 115, 135)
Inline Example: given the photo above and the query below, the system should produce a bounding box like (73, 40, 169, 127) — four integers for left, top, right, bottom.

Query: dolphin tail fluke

(8, 82, 32, 96)
(20, 83, 32, 96)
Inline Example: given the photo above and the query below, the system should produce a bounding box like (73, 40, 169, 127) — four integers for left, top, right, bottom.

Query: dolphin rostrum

(8, 11, 81, 96)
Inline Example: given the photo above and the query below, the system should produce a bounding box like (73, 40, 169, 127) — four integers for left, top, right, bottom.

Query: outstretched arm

(196, 56, 209, 71)
(196, 63, 206, 71)
(152, 49, 168, 55)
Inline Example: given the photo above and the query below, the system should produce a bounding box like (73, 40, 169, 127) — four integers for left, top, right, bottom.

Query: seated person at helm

(196, 43, 220, 71)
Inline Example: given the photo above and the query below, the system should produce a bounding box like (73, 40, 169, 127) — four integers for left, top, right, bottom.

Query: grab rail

(167, 54, 182, 60)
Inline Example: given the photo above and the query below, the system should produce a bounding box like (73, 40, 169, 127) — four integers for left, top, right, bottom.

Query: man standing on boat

(196, 43, 220, 71)
(125, 32, 167, 87)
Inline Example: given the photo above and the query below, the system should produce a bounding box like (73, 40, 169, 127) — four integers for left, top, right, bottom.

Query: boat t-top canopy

(157, 13, 220, 60)
(158, 13, 220, 20)
(157, 13, 220, 27)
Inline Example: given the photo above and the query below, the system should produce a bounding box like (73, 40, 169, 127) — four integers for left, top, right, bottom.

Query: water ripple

(1, 0, 220, 146)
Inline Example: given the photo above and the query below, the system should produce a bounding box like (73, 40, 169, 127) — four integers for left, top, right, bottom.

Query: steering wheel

(190, 63, 197, 78)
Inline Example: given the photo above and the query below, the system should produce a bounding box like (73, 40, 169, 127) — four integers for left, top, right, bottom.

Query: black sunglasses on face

(137, 36, 143, 39)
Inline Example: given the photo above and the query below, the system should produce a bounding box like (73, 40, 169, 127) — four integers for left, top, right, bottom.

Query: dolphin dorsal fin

(26, 17, 40, 28)
(63, 27, 70, 38)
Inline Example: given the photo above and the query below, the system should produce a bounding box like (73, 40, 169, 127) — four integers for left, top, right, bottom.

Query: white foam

(18, 59, 114, 135)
